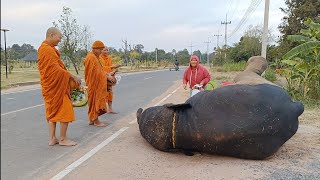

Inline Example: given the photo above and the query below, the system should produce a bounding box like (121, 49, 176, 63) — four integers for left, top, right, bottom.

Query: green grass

(215, 76, 229, 81)
(1, 71, 40, 89)
(222, 62, 246, 72)
(303, 98, 320, 109)
(1, 66, 86, 89)
(1, 64, 164, 90)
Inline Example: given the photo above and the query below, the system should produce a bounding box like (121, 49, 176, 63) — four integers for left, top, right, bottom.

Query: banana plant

(281, 18, 320, 99)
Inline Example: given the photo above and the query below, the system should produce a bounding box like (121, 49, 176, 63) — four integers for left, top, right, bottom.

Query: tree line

(215, 0, 320, 64)
(2, 0, 319, 72)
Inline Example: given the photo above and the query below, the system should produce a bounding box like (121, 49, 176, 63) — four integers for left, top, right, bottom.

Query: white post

(261, 0, 270, 59)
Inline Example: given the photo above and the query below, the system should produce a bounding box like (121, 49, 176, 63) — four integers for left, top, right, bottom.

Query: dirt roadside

(42, 80, 320, 180)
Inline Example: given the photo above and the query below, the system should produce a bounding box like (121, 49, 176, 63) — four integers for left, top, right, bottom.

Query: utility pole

(122, 39, 128, 66)
(155, 48, 158, 65)
(1, 28, 10, 79)
(221, 14, 231, 61)
(213, 33, 222, 49)
(188, 42, 194, 55)
(204, 38, 211, 67)
(214, 33, 222, 65)
(261, 0, 270, 59)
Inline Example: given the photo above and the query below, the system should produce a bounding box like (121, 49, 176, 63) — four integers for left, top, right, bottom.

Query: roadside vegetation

(1, 1, 319, 113)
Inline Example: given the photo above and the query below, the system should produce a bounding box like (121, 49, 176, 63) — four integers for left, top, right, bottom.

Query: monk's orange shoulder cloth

(99, 54, 112, 73)
(38, 41, 74, 122)
(84, 52, 107, 121)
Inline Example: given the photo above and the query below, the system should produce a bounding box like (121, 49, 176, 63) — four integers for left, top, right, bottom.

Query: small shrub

(222, 62, 246, 72)
(215, 76, 229, 81)
(263, 68, 277, 82)
(216, 67, 225, 72)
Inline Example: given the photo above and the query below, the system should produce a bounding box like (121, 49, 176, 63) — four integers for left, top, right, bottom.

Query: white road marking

(129, 86, 181, 124)
(1, 88, 41, 95)
(50, 127, 129, 180)
(51, 85, 181, 179)
(154, 86, 181, 106)
(1, 69, 168, 95)
(1, 104, 44, 116)
(143, 76, 153, 80)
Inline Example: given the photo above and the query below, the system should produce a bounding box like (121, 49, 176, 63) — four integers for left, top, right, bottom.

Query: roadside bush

(222, 61, 246, 72)
(263, 68, 277, 82)
(280, 18, 320, 101)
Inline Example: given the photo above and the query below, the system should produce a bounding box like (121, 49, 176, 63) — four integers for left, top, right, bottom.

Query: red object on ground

(221, 81, 235, 86)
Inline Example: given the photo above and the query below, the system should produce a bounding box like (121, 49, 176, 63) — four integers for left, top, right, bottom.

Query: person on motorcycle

(174, 59, 179, 70)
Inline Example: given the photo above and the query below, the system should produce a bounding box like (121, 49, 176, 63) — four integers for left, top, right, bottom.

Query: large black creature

(137, 84, 304, 159)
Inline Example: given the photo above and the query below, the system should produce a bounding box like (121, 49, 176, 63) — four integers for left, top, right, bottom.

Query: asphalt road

(1, 69, 184, 180)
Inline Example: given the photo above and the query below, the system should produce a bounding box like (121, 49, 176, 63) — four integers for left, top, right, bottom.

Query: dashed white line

(50, 84, 181, 179)
(1, 104, 44, 116)
(1, 88, 41, 95)
(129, 86, 181, 124)
(144, 77, 153, 80)
(154, 86, 181, 106)
(50, 127, 129, 180)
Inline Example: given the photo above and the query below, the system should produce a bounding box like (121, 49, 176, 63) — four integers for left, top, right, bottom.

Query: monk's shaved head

(46, 27, 61, 38)
(45, 27, 62, 46)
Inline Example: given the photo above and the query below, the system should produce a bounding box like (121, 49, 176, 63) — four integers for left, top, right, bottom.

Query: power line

(229, 0, 240, 22)
(221, 14, 232, 48)
(228, 0, 262, 38)
(226, 0, 236, 16)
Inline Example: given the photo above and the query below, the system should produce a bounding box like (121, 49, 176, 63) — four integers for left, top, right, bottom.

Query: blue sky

(1, 0, 286, 53)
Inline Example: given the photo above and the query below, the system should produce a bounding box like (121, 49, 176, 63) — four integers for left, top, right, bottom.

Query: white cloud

(1, 0, 287, 53)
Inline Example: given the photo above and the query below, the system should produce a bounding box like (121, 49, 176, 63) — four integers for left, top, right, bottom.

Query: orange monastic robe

(99, 54, 114, 102)
(84, 52, 108, 121)
(99, 54, 113, 73)
(38, 41, 75, 122)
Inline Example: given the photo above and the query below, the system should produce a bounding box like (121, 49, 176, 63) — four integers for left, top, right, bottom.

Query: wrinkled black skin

(137, 84, 304, 160)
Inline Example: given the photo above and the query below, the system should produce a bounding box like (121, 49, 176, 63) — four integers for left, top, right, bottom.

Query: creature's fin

(136, 108, 143, 124)
(164, 103, 192, 110)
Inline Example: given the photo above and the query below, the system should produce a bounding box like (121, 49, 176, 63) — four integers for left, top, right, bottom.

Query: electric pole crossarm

(213, 34, 222, 49)
(221, 14, 231, 61)
(188, 42, 194, 55)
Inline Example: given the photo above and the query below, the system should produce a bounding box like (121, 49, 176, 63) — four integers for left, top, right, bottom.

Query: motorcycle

(169, 64, 179, 71)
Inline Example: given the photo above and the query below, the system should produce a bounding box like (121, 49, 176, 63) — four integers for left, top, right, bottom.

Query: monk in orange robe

(99, 47, 120, 114)
(84, 41, 111, 127)
(38, 27, 81, 146)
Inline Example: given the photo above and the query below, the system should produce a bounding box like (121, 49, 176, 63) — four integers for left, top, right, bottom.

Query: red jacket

(183, 55, 211, 89)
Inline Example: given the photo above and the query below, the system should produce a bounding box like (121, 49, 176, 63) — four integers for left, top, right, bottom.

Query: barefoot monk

(84, 40, 109, 127)
(99, 46, 120, 114)
(38, 27, 81, 146)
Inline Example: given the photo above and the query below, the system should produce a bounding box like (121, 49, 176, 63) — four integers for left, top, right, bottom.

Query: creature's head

(136, 103, 191, 151)
(137, 106, 174, 151)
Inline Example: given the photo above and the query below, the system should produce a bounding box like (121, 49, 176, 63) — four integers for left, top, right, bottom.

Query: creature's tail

(136, 108, 143, 124)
